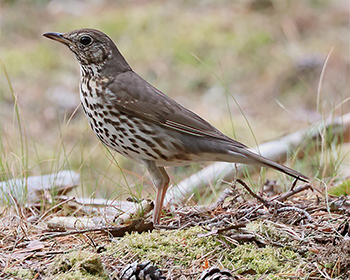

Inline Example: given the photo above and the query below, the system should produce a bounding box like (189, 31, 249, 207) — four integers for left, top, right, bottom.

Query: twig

(273, 184, 313, 202)
(237, 204, 265, 222)
(291, 177, 298, 190)
(228, 233, 256, 242)
(314, 262, 332, 279)
(277, 206, 314, 222)
(40, 219, 153, 241)
(34, 197, 76, 224)
(200, 221, 247, 234)
(209, 188, 237, 210)
(236, 179, 269, 207)
(216, 222, 247, 233)
(4, 252, 35, 269)
(39, 227, 110, 241)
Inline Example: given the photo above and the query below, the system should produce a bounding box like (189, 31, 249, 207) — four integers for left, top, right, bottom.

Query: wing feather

(105, 71, 247, 149)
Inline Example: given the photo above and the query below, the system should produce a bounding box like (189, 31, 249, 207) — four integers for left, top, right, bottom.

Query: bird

(43, 28, 309, 224)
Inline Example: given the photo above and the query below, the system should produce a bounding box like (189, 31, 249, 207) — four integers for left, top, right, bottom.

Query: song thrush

(43, 28, 309, 224)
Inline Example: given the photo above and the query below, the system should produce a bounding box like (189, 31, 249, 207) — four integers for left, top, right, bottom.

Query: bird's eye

(80, 36, 92, 46)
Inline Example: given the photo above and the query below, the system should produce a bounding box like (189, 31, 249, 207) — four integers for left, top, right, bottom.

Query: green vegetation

(4, 225, 304, 279)
(50, 250, 108, 280)
(110, 226, 301, 275)
(1, 0, 348, 204)
(0, 1, 349, 278)
(329, 180, 350, 196)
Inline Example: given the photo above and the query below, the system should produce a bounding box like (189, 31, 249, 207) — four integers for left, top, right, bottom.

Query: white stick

(0, 170, 80, 204)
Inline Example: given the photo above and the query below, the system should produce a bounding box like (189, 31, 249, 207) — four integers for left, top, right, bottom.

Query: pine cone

(120, 260, 166, 280)
(199, 267, 236, 280)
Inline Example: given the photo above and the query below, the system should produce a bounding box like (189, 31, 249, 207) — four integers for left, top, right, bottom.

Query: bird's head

(43, 28, 130, 73)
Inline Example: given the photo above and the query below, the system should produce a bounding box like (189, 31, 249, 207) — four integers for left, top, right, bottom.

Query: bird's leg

(142, 160, 170, 225)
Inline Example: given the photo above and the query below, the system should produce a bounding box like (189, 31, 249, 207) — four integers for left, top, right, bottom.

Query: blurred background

(1, 0, 349, 202)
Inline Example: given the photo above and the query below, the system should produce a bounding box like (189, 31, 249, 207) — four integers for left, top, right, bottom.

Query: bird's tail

(227, 148, 309, 183)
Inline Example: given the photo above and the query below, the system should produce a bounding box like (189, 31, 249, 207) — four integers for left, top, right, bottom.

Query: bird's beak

(43, 32, 71, 45)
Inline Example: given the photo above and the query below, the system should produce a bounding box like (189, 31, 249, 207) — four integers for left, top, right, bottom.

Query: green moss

(232, 244, 299, 275)
(3, 225, 303, 279)
(111, 226, 220, 267)
(329, 180, 350, 196)
(5, 268, 35, 279)
(49, 250, 108, 280)
(108, 226, 301, 277)
(247, 221, 298, 244)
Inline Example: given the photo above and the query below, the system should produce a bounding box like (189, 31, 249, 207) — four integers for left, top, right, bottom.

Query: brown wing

(105, 71, 247, 149)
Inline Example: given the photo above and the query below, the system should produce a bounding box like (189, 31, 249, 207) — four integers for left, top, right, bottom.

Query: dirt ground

(1, 178, 350, 279)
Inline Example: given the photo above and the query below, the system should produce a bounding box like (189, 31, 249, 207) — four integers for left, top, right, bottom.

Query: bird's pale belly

(80, 97, 199, 167)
